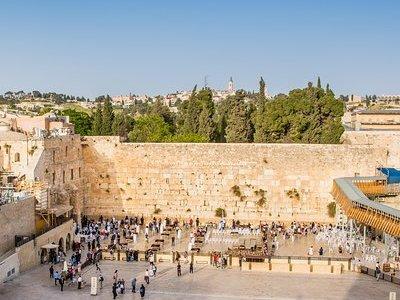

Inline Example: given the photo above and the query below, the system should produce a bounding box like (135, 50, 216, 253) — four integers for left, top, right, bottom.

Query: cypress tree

(101, 95, 114, 135)
(259, 77, 266, 100)
(91, 104, 103, 135)
(225, 91, 252, 143)
(197, 89, 216, 141)
(317, 76, 321, 89)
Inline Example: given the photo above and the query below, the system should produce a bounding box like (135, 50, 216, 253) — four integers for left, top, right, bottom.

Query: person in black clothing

(140, 284, 145, 298)
(189, 262, 194, 273)
(112, 283, 118, 299)
(59, 277, 64, 292)
(49, 265, 54, 278)
(177, 263, 182, 276)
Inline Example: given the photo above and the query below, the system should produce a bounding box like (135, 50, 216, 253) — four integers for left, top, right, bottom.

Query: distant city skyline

(0, 1, 399, 98)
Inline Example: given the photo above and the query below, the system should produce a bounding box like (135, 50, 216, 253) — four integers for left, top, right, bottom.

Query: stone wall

(341, 130, 400, 166)
(17, 219, 74, 272)
(82, 137, 389, 223)
(0, 196, 35, 255)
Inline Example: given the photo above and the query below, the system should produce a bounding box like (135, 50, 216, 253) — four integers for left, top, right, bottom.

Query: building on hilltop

(348, 109, 400, 131)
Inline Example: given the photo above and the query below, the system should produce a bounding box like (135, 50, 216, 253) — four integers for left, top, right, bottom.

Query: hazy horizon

(0, 0, 399, 98)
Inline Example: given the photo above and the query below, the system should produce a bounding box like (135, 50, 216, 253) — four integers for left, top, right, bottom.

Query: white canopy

(41, 243, 59, 250)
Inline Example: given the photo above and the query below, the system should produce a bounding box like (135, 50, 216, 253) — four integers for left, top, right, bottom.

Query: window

(78, 167, 81, 178)
(65, 146, 68, 157)
(14, 152, 20, 162)
(52, 150, 56, 163)
(70, 169, 74, 180)
(62, 170, 65, 183)
(52, 172, 56, 185)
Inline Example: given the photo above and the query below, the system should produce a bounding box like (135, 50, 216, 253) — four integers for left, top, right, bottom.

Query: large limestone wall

(341, 131, 400, 167)
(0, 196, 35, 255)
(82, 137, 388, 223)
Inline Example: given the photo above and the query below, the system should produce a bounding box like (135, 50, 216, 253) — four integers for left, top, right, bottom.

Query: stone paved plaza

(1, 260, 399, 300)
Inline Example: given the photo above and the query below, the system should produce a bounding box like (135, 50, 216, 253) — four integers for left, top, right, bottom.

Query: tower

(228, 77, 234, 94)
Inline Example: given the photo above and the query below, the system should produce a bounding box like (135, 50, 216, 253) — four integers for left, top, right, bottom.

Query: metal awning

(48, 204, 73, 217)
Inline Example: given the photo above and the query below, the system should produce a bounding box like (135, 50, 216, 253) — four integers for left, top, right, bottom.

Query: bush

(154, 208, 162, 214)
(231, 185, 241, 197)
(327, 202, 336, 218)
(286, 188, 300, 201)
(215, 207, 227, 218)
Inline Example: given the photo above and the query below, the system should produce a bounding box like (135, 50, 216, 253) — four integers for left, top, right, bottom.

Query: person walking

(77, 274, 82, 289)
(177, 262, 182, 276)
(189, 262, 194, 273)
(59, 277, 64, 292)
(144, 269, 150, 284)
(54, 270, 59, 286)
(131, 277, 136, 293)
(376, 262, 381, 281)
(139, 284, 146, 298)
(49, 265, 54, 278)
(99, 273, 104, 289)
(112, 282, 118, 299)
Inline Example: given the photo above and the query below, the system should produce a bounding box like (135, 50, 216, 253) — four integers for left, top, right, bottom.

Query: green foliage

(60, 109, 93, 136)
(128, 114, 172, 142)
(327, 202, 336, 218)
(230, 185, 242, 197)
(286, 188, 300, 200)
(101, 95, 114, 135)
(253, 84, 344, 144)
(215, 207, 226, 218)
(150, 99, 175, 127)
(112, 113, 134, 139)
(225, 91, 253, 143)
(91, 104, 103, 135)
(254, 189, 266, 207)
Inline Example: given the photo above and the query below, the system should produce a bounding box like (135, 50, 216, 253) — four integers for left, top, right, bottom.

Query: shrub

(154, 208, 162, 214)
(231, 185, 241, 197)
(327, 202, 336, 218)
(186, 208, 191, 212)
(286, 188, 300, 201)
(215, 207, 227, 218)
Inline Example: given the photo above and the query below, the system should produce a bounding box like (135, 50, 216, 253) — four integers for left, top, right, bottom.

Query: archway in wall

(58, 237, 64, 253)
(66, 233, 71, 251)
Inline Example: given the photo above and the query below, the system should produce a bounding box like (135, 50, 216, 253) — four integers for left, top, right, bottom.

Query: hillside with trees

(60, 78, 345, 144)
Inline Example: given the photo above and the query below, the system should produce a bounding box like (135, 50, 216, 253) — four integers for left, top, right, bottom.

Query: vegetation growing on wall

(286, 188, 300, 201)
(254, 189, 267, 207)
(215, 207, 227, 218)
(327, 202, 336, 218)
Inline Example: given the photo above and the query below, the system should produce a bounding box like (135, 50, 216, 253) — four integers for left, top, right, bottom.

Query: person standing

(59, 277, 64, 292)
(49, 265, 54, 278)
(77, 274, 82, 289)
(177, 263, 182, 276)
(139, 284, 145, 298)
(131, 277, 136, 293)
(144, 269, 150, 284)
(376, 262, 381, 281)
(99, 273, 104, 289)
(189, 262, 193, 274)
(112, 282, 118, 299)
(54, 270, 59, 286)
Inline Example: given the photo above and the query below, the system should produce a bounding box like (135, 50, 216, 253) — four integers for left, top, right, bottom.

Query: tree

(317, 76, 321, 89)
(101, 95, 114, 135)
(112, 113, 134, 139)
(225, 91, 253, 143)
(197, 89, 216, 141)
(253, 83, 344, 144)
(259, 77, 266, 100)
(150, 99, 175, 127)
(128, 115, 172, 142)
(91, 104, 103, 135)
(60, 109, 93, 136)
(166, 133, 208, 143)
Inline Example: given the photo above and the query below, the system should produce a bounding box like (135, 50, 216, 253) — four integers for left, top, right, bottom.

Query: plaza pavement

(0, 260, 399, 300)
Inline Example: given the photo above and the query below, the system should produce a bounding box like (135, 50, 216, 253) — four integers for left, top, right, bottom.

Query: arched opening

(58, 237, 64, 252)
(40, 248, 47, 264)
(14, 152, 20, 162)
(66, 233, 71, 251)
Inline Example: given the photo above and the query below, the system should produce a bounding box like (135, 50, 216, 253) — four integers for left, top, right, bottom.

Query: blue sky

(0, 0, 399, 98)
